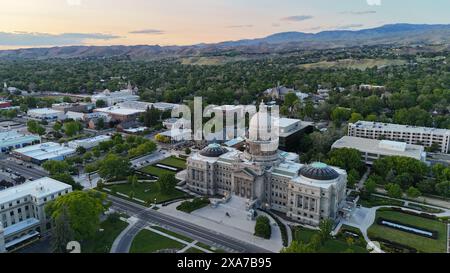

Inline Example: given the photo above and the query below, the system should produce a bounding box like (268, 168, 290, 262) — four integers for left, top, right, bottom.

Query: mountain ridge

(1, 23, 450, 60)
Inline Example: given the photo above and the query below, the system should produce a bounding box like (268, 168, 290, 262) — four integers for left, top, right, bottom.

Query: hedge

(254, 216, 271, 239)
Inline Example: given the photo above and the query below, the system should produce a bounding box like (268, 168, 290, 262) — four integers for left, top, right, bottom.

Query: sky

(1, 0, 450, 49)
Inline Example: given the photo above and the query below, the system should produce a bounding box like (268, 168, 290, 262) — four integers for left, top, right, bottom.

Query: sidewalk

(158, 200, 284, 253)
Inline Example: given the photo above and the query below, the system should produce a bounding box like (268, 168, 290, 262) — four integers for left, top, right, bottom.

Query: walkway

(144, 227, 212, 253)
(357, 168, 371, 190)
(375, 188, 450, 209)
(158, 197, 284, 253)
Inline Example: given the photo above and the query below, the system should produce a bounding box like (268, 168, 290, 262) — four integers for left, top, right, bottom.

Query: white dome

(249, 108, 280, 142)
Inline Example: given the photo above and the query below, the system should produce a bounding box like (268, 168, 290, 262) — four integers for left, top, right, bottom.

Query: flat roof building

(28, 108, 67, 121)
(118, 101, 180, 112)
(348, 121, 450, 153)
(0, 131, 41, 153)
(51, 102, 95, 113)
(13, 142, 76, 164)
(332, 136, 427, 165)
(91, 89, 139, 106)
(68, 135, 111, 150)
(0, 177, 72, 253)
(278, 118, 314, 152)
(94, 106, 145, 122)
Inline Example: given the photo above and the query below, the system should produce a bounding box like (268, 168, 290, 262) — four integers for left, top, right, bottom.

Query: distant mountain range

(1, 24, 450, 60)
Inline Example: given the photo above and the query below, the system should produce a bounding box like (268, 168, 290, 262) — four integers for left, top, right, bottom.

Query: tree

(385, 183, 403, 199)
(43, 160, 71, 176)
(128, 141, 157, 158)
(284, 93, 298, 107)
(96, 118, 105, 130)
(63, 96, 72, 103)
(254, 216, 271, 239)
(51, 173, 83, 191)
(331, 107, 351, 126)
(52, 205, 74, 253)
(327, 148, 365, 174)
(27, 120, 46, 135)
(185, 147, 191, 155)
(46, 190, 107, 241)
(155, 134, 170, 143)
(82, 152, 93, 162)
(156, 173, 178, 195)
(365, 178, 377, 194)
(98, 153, 131, 181)
(53, 122, 63, 132)
(128, 175, 139, 188)
(347, 169, 360, 188)
(373, 156, 428, 189)
(349, 112, 364, 123)
(406, 186, 422, 199)
(95, 99, 106, 108)
(76, 146, 87, 155)
(281, 240, 314, 253)
(319, 219, 333, 242)
(64, 121, 83, 137)
(142, 105, 161, 127)
(435, 181, 450, 199)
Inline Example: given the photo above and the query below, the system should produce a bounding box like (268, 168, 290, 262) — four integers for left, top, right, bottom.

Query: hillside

(1, 24, 450, 60)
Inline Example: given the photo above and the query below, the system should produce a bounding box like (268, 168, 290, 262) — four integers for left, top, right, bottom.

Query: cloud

(128, 29, 165, 35)
(0, 31, 120, 46)
(341, 10, 377, 15)
(335, 24, 365, 30)
(367, 0, 382, 6)
(66, 0, 82, 6)
(226, 25, 253, 29)
(281, 15, 313, 22)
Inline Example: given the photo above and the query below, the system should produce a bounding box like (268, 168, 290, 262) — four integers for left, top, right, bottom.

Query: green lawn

(140, 165, 176, 177)
(130, 229, 185, 253)
(82, 215, 128, 253)
(106, 182, 188, 203)
(158, 156, 187, 169)
(368, 209, 448, 253)
(151, 226, 194, 243)
(292, 226, 368, 253)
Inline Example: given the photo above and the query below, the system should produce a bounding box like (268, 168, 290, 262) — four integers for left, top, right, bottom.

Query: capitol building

(186, 109, 348, 226)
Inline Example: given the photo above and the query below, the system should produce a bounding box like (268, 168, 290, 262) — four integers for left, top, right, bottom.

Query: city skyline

(1, 0, 450, 49)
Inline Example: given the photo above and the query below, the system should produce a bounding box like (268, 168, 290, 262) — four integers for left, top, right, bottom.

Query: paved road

(113, 220, 148, 253)
(0, 159, 48, 180)
(108, 195, 269, 253)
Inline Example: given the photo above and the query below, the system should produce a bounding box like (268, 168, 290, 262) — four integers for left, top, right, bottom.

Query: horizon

(2, 0, 450, 50)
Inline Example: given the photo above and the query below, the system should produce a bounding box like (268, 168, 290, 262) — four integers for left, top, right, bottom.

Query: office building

(348, 121, 450, 153)
(0, 178, 72, 253)
(28, 108, 67, 122)
(332, 136, 427, 165)
(13, 142, 76, 164)
(0, 131, 41, 153)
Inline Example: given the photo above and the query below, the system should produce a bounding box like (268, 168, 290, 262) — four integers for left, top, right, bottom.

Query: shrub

(177, 198, 210, 213)
(254, 216, 271, 239)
